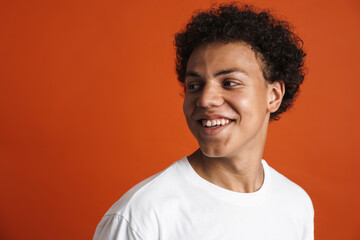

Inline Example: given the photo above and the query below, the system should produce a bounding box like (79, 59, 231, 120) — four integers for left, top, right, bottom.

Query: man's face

(183, 42, 281, 158)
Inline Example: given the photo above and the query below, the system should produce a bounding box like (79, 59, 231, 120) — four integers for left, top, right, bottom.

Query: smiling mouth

(198, 118, 235, 128)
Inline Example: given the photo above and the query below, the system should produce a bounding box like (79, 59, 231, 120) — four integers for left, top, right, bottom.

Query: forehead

(186, 42, 264, 77)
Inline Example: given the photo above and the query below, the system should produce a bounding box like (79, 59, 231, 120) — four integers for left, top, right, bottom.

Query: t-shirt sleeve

(302, 194, 315, 240)
(93, 214, 143, 240)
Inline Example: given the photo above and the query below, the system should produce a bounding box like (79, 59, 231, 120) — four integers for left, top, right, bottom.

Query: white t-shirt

(93, 158, 314, 240)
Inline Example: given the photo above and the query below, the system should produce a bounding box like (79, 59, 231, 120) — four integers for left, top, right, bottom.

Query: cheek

(183, 97, 193, 118)
(231, 92, 266, 120)
(230, 93, 251, 114)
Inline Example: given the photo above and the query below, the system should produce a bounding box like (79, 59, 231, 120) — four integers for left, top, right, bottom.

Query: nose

(196, 82, 224, 108)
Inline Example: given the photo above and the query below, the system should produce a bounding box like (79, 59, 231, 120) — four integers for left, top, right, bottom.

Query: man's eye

(223, 81, 238, 87)
(187, 83, 200, 90)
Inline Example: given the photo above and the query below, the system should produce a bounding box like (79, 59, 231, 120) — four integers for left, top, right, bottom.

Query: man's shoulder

(104, 158, 186, 217)
(268, 164, 310, 196)
(94, 159, 189, 240)
(267, 162, 313, 213)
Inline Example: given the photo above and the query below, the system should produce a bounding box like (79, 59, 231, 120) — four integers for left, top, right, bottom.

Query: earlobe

(268, 81, 285, 113)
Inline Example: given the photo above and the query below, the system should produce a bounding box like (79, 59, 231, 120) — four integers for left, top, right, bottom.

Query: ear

(267, 81, 285, 113)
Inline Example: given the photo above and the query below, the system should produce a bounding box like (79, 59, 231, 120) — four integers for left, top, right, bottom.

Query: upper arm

(93, 214, 143, 240)
(302, 192, 314, 240)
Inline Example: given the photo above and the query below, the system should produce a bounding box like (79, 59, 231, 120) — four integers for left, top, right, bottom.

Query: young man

(94, 4, 314, 240)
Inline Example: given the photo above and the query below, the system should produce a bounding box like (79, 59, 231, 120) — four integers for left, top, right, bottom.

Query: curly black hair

(174, 3, 306, 120)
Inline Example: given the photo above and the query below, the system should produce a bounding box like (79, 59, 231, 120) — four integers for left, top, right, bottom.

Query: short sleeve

(302, 195, 315, 240)
(93, 214, 143, 240)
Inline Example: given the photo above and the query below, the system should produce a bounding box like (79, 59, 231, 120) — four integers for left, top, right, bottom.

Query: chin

(199, 145, 228, 158)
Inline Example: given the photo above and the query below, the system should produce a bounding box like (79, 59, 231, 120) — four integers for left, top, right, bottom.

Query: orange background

(1, 0, 359, 239)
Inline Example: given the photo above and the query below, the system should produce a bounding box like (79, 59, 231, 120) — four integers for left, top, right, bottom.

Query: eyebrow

(214, 68, 247, 77)
(185, 71, 201, 78)
(185, 68, 247, 78)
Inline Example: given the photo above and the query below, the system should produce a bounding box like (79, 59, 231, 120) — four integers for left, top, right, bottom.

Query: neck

(188, 115, 270, 193)
(188, 148, 265, 193)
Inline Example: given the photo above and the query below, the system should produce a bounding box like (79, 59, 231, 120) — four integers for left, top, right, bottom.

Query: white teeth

(202, 119, 231, 127)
